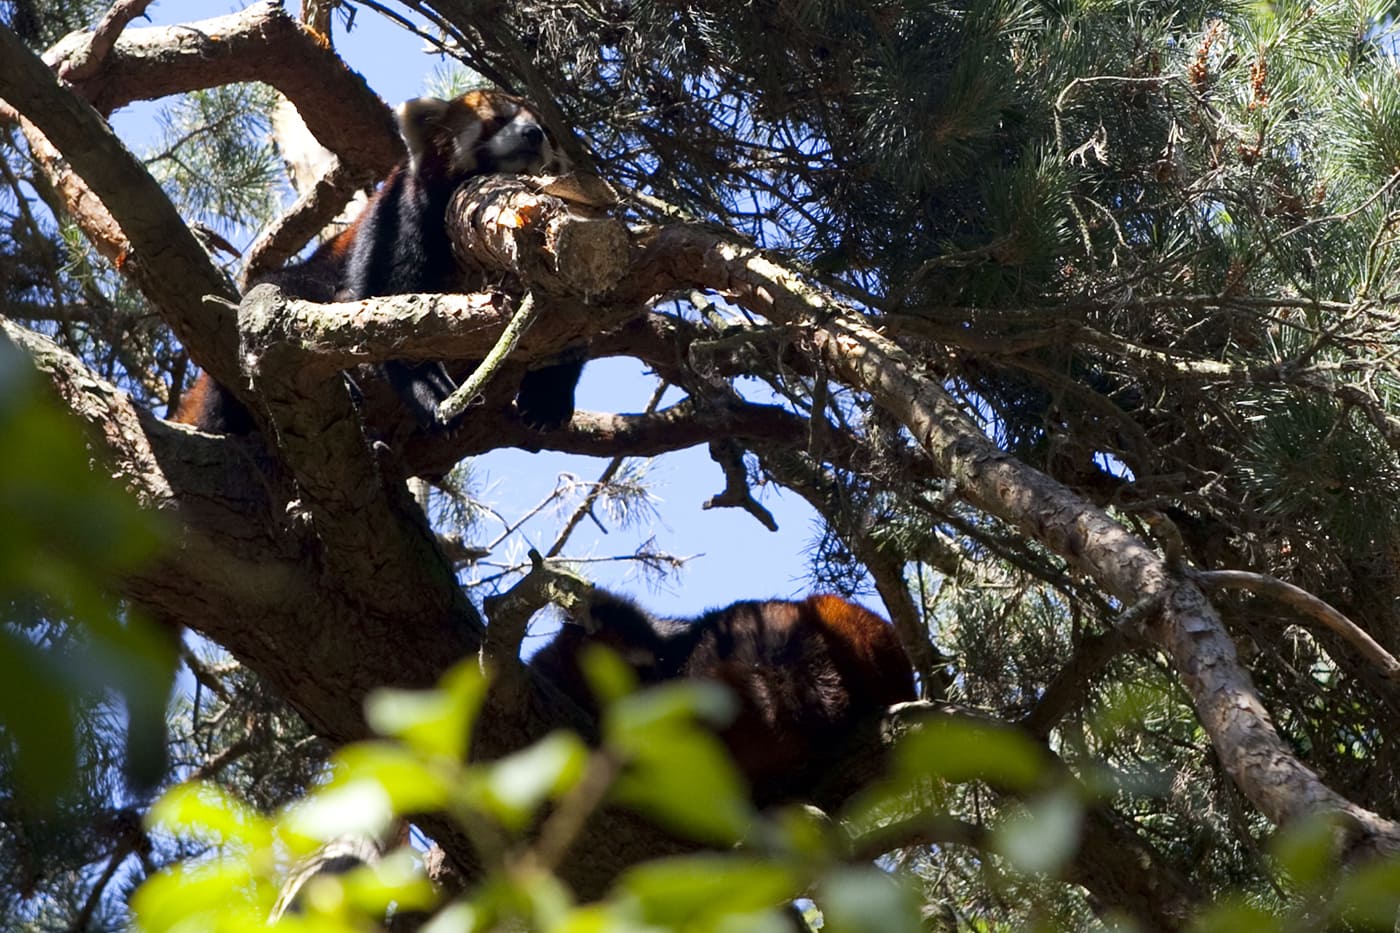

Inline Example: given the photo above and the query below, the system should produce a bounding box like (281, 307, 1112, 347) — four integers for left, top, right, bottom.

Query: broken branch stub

(447, 176, 630, 298)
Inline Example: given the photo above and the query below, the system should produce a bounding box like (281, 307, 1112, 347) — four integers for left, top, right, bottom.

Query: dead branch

(1196, 569, 1400, 682)
(703, 439, 777, 531)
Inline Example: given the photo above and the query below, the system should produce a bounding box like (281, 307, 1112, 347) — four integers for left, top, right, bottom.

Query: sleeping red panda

(529, 590, 918, 804)
(172, 89, 581, 434)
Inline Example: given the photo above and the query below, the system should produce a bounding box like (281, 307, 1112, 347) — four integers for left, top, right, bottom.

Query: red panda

(528, 590, 918, 804)
(172, 89, 581, 434)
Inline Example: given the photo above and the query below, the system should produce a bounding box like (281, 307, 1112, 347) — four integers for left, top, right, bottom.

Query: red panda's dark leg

(383, 361, 459, 428)
(515, 352, 586, 430)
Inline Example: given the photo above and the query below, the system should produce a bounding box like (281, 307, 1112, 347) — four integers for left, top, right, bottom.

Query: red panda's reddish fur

(529, 591, 917, 804)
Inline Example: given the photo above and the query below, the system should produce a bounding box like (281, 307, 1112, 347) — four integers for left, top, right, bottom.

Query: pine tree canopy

(6, 0, 1400, 929)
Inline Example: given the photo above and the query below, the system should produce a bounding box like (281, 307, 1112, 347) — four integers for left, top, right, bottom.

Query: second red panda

(529, 590, 918, 804)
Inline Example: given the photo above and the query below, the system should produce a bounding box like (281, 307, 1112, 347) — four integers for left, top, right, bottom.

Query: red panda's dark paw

(516, 392, 575, 431)
(516, 356, 585, 431)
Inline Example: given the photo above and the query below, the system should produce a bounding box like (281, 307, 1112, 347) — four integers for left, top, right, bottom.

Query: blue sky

(110, 0, 836, 626)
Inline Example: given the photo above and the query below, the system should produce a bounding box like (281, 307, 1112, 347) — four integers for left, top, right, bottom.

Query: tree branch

(235, 285, 470, 622)
(1196, 570, 1400, 682)
(660, 227, 1400, 859)
(240, 159, 375, 286)
(0, 19, 241, 386)
(42, 0, 401, 176)
(51, 0, 156, 83)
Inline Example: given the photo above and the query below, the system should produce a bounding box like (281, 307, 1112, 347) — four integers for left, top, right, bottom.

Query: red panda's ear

(395, 97, 453, 171)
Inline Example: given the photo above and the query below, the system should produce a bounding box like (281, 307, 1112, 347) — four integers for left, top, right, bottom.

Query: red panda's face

(396, 90, 570, 181)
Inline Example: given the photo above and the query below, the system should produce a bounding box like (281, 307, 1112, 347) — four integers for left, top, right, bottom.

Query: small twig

(703, 439, 777, 531)
(1196, 570, 1400, 681)
(72, 826, 142, 932)
(188, 737, 257, 783)
(480, 549, 592, 672)
(807, 366, 829, 460)
(483, 479, 570, 553)
(545, 380, 668, 559)
(437, 292, 542, 424)
(180, 647, 232, 702)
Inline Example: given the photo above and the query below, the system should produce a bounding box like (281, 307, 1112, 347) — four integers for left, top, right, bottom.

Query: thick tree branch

(236, 285, 468, 619)
(42, 0, 401, 176)
(653, 229, 1400, 858)
(0, 20, 241, 386)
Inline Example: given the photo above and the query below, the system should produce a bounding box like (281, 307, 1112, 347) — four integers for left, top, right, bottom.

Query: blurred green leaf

(365, 660, 487, 760)
(335, 848, 437, 917)
(992, 788, 1082, 876)
(579, 642, 641, 707)
(606, 680, 737, 741)
(766, 805, 835, 860)
(131, 859, 274, 932)
(891, 716, 1047, 791)
(284, 778, 395, 846)
(0, 335, 174, 801)
(816, 866, 921, 933)
(419, 901, 483, 932)
(147, 781, 273, 852)
(1330, 856, 1400, 929)
(619, 855, 799, 927)
(473, 730, 589, 832)
(607, 683, 753, 843)
(1185, 898, 1284, 933)
(332, 742, 452, 815)
(0, 629, 78, 801)
(549, 901, 662, 933)
(1267, 812, 1341, 892)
